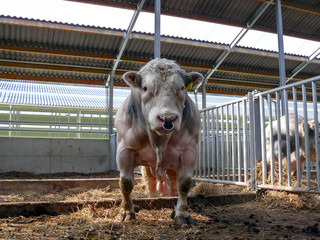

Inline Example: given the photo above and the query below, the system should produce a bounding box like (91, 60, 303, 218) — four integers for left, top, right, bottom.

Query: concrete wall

(0, 137, 113, 174)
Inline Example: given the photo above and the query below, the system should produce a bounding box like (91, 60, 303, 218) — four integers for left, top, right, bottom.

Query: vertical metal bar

(267, 94, 275, 185)
(260, 95, 267, 185)
(276, 91, 283, 185)
(206, 110, 211, 179)
(276, 0, 286, 115)
(196, 129, 201, 177)
(249, 92, 256, 190)
(283, 89, 292, 186)
(221, 106, 225, 180)
(216, 107, 220, 179)
(77, 109, 81, 139)
(202, 85, 207, 109)
(231, 104, 236, 181)
(312, 81, 320, 189)
(211, 108, 216, 179)
(226, 105, 230, 181)
(154, 0, 161, 59)
(107, 72, 115, 136)
(242, 100, 248, 183)
(237, 102, 242, 182)
(9, 104, 12, 137)
(201, 111, 207, 178)
(292, 87, 301, 187)
(302, 84, 311, 188)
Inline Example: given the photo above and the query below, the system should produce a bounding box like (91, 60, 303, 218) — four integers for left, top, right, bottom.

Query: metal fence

(196, 76, 320, 193)
(0, 104, 109, 139)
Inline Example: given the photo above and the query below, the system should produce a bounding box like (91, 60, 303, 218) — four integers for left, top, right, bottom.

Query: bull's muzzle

(160, 116, 175, 131)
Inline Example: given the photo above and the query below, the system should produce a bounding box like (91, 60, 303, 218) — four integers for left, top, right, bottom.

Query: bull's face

(123, 59, 203, 135)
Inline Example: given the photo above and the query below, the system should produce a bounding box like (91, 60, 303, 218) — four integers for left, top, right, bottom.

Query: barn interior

(1, 1, 320, 238)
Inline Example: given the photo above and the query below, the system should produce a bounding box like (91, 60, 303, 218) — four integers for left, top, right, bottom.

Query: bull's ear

(123, 72, 142, 88)
(185, 72, 204, 90)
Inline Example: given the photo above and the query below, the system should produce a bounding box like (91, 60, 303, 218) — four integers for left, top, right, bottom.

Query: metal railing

(256, 76, 320, 192)
(194, 96, 252, 187)
(196, 76, 320, 193)
(0, 104, 109, 139)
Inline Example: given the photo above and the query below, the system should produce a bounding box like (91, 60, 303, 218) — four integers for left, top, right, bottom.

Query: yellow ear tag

(186, 82, 193, 90)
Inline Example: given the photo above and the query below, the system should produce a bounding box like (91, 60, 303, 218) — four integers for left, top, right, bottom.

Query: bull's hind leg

(171, 176, 195, 226)
(116, 147, 136, 222)
(141, 166, 157, 197)
(167, 169, 177, 196)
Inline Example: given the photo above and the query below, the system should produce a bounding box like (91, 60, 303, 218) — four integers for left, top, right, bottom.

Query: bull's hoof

(175, 215, 195, 226)
(170, 210, 195, 226)
(115, 211, 136, 222)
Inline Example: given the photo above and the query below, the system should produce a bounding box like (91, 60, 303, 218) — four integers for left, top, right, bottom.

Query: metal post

(154, 0, 161, 59)
(276, 0, 286, 116)
(107, 71, 115, 135)
(254, 94, 262, 164)
(248, 92, 256, 191)
(202, 85, 206, 109)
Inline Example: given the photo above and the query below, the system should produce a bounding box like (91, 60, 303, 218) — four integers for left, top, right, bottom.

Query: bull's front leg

(171, 176, 194, 225)
(116, 146, 136, 222)
(171, 149, 196, 226)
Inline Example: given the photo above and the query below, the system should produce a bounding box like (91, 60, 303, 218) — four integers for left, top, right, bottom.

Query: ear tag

(186, 82, 193, 90)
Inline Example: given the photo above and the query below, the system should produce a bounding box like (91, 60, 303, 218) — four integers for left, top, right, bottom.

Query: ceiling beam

(257, 0, 320, 15)
(1, 57, 309, 83)
(0, 60, 109, 74)
(0, 73, 105, 85)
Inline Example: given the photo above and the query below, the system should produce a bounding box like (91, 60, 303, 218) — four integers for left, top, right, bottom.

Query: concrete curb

(0, 193, 256, 218)
(0, 178, 129, 194)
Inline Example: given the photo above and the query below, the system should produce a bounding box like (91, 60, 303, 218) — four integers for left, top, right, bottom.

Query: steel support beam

(106, 0, 145, 86)
(200, 0, 273, 89)
(154, 0, 161, 58)
(276, 0, 286, 115)
(287, 47, 320, 83)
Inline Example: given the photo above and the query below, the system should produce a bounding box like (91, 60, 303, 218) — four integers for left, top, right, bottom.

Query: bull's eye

(142, 86, 147, 92)
(181, 86, 185, 91)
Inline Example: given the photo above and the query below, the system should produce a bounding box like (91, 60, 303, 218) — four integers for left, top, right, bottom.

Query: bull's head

(123, 59, 203, 135)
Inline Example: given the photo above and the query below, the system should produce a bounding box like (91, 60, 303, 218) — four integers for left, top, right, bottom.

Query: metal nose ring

(162, 121, 174, 131)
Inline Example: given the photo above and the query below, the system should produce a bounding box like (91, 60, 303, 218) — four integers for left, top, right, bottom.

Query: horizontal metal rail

(193, 177, 249, 187)
(0, 128, 107, 134)
(0, 120, 107, 127)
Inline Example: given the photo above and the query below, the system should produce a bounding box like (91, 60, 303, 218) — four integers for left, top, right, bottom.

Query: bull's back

(265, 115, 304, 154)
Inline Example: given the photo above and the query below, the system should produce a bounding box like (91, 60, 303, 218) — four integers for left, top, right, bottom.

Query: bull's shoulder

(178, 95, 201, 138)
(115, 94, 148, 140)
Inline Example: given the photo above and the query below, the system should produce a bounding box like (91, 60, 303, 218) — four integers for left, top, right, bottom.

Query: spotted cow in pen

(265, 114, 319, 176)
(115, 58, 203, 225)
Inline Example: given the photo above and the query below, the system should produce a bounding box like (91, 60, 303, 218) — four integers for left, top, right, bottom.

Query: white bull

(115, 59, 203, 225)
(265, 114, 319, 175)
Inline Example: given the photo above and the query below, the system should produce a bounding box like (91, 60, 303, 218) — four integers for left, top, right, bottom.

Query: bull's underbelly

(133, 144, 193, 171)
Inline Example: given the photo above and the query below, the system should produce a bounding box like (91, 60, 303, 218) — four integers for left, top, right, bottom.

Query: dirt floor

(1, 172, 320, 239)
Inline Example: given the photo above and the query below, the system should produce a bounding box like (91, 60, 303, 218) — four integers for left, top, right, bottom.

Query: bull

(115, 59, 203, 225)
(265, 114, 319, 176)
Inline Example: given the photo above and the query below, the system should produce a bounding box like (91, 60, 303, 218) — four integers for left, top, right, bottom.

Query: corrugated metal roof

(0, 79, 108, 108)
(1, 0, 320, 97)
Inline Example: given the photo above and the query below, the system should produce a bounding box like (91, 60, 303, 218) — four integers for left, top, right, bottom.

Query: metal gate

(195, 76, 320, 193)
